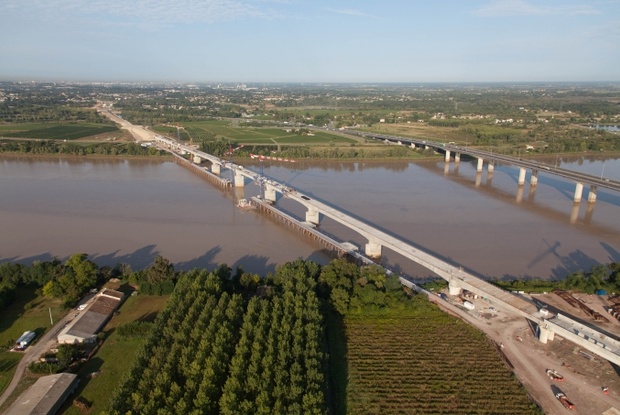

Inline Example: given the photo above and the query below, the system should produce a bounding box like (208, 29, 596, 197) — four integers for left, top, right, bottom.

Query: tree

(65, 253, 98, 291)
(146, 255, 174, 284)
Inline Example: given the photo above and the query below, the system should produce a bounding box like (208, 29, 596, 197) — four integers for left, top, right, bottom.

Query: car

(77, 304, 87, 311)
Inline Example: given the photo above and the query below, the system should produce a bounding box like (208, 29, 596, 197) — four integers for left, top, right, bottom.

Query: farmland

(0, 123, 118, 140)
(341, 307, 541, 415)
(155, 120, 357, 146)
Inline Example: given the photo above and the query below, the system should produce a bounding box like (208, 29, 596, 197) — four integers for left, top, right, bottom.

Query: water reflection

(1, 155, 619, 281)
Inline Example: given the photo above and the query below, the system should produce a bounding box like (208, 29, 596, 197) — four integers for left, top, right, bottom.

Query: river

(1, 154, 618, 281)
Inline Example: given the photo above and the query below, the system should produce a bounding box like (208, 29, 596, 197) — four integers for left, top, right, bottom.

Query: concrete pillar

(588, 185, 598, 203)
(397, 141, 402, 145)
(547, 330, 555, 342)
(425, 145, 430, 150)
(518, 167, 526, 186)
(234, 171, 245, 187)
(410, 143, 416, 149)
(211, 163, 221, 175)
(448, 279, 461, 296)
(364, 241, 382, 258)
(476, 158, 484, 173)
(444, 150, 451, 162)
(454, 153, 460, 163)
(530, 169, 538, 186)
(487, 162, 494, 173)
(538, 325, 550, 344)
(306, 206, 320, 225)
(264, 184, 277, 203)
(574, 182, 584, 203)
(193, 155, 202, 164)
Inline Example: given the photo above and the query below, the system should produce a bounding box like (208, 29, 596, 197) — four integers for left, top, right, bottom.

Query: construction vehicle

(546, 369, 564, 381)
(555, 392, 575, 410)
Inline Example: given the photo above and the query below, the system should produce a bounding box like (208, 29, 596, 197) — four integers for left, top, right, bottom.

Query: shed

(4, 373, 78, 415)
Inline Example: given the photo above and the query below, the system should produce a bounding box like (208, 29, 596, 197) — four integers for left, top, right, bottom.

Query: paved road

(0, 311, 75, 407)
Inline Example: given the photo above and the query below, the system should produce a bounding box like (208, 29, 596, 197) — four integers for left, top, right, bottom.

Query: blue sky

(1, 0, 619, 83)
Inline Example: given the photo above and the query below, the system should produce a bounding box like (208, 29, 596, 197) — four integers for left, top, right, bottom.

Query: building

(57, 289, 124, 344)
(4, 373, 78, 415)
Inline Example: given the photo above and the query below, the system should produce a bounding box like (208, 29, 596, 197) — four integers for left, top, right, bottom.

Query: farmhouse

(57, 289, 124, 344)
(4, 373, 78, 415)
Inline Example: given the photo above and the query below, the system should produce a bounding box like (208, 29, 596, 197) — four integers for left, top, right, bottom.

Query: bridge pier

(448, 279, 461, 296)
(364, 240, 382, 259)
(476, 157, 483, 173)
(397, 140, 402, 145)
(193, 155, 202, 164)
(410, 143, 416, 149)
(573, 182, 584, 203)
(518, 167, 526, 186)
(537, 324, 554, 344)
(454, 152, 460, 163)
(234, 170, 245, 187)
(264, 184, 277, 203)
(531, 169, 538, 186)
(444, 150, 451, 162)
(306, 206, 320, 225)
(588, 185, 598, 203)
(487, 161, 494, 174)
(211, 163, 221, 175)
(425, 145, 430, 150)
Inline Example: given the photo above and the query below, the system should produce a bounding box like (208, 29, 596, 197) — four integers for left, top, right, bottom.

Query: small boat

(237, 198, 255, 210)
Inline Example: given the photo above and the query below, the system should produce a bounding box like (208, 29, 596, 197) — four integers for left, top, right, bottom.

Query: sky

(1, 0, 619, 83)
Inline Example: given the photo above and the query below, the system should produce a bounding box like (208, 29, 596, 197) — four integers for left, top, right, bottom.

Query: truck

(463, 300, 475, 310)
(555, 392, 575, 410)
(546, 369, 564, 381)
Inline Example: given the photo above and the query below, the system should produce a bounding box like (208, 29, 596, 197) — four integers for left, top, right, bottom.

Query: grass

(61, 294, 169, 414)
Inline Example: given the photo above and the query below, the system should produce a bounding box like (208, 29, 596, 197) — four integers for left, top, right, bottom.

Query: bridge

(343, 130, 620, 205)
(103, 110, 620, 367)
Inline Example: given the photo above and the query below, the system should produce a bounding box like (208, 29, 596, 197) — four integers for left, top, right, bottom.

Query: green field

(339, 306, 540, 415)
(0, 123, 118, 140)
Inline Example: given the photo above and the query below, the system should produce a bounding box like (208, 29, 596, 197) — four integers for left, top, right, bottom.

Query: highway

(344, 130, 620, 193)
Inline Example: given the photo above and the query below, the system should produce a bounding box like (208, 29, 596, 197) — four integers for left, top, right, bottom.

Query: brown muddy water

(1, 155, 619, 280)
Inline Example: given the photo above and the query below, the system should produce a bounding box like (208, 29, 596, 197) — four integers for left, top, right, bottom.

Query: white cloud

(475, 0, 600, 17)
(327, 8, 374, 18)
(5, 0, 281, 24)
